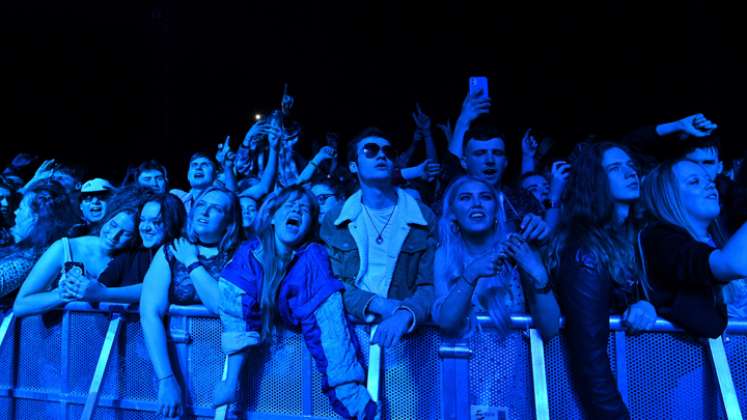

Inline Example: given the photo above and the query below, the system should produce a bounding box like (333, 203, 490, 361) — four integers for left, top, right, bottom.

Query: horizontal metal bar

(44, 304, 747, 335)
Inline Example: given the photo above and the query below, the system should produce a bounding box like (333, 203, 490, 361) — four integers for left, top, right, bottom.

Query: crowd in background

(1, 83, 747, 419)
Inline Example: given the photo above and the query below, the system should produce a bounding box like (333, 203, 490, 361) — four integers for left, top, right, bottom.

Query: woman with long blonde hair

(432, 175, 559, 338)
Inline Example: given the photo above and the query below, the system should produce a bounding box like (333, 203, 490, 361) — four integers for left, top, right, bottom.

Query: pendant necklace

(362, 203, 398, 244)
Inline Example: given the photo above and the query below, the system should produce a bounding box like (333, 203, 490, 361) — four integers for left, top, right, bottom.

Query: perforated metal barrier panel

(0, 306, 744, 420)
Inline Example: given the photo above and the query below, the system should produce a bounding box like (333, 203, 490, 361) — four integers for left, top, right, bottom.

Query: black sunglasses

(361, 143, 396, 160)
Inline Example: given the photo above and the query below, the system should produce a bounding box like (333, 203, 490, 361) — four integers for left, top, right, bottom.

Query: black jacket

(640, 222, 727, 338)
(556, 243, 632, 420)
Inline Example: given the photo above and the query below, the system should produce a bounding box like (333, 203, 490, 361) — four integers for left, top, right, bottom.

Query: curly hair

(3, 180, 79, 255)
(546, 142, 641, 285)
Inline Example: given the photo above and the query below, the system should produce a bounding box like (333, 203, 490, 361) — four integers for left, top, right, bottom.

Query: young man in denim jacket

(320, 128, 436, 347)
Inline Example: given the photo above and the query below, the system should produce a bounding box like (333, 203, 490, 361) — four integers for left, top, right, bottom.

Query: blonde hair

(642, 161, 706, 241)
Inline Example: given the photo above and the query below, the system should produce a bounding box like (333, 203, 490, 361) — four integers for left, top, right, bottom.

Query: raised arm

(449, 93, 491, 158)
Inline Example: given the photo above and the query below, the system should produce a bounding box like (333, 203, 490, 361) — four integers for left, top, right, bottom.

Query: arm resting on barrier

(556, 248, 630, 419)
(140, 246, 184, 417)
(14, 239, 70, 317)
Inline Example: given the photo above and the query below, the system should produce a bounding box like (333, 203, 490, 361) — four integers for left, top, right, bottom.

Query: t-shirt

(98, 248, 155, 288)
(357, 204, 401, 298)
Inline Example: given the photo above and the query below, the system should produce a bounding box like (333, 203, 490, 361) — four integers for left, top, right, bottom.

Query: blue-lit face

(138, 169, 167, 193)
(673, 160, 720, 223)
(239, 196, 258, 229)
(452, 180, 497, 235)
(191, 190, 231, 243)
(310, 184, 338, 224)
(350, 137, 394, 183)
(0, 186, 11, 221)
(11, 194, 36, 243)
(272, 194, 313, 248)
(80, 194, 108, 224)
(685, 147, 722, 181)
(602, 147, 639, 203)
(99, 212, 136, 252)
(521, 174, 549, 202)
(139, 201, 166, 249)
(188, 158, 216, 189)
(461, 138, 507, 187)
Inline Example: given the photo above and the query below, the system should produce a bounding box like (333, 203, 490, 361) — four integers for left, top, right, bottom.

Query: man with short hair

(320, 128, 436, 347)
(170, 153, 217, 213)
(135, 160, 169, 193)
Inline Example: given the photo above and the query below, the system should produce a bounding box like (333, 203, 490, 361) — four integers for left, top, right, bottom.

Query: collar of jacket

(333, 188, 428, 227)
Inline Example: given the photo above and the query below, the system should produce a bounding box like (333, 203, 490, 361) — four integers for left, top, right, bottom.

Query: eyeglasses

(361, 143, 396, 160)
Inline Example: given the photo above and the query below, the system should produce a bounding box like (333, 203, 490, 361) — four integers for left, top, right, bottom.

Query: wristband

(186, 261, 202, 275)
(158, 373, 175, 382)
(533, 281, 553, 294)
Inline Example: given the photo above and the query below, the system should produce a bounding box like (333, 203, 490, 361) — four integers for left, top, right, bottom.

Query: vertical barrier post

(367, 325, 382, 404)
(439, 339, 471, 420)
(0, 312, 13, 350)
(614, 331, 628, 405)
(213, 356, 229, 420)
(708, 336, 743, 420)
(81, 313, 123, 420)
(302, 345, 313, 415)
(61, 310, 71, 420)
(529, 329, 549, 420)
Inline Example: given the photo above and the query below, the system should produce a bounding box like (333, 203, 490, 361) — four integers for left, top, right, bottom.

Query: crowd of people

(1, 84, 746, 419)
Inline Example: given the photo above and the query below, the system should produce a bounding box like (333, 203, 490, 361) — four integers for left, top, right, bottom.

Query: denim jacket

(319, 189, 437, 327)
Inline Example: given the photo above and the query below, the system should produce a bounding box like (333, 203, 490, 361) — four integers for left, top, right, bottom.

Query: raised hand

(412, 103, 432, 132)
(521, 129, 539, 159)
(458, 92, 491, 124)
(436, 120, 453, 143)
(549, 161, 572, 200)
(519, 213, 549, 242)
(411, 159, 441, 182)
(676, 113, 717, 138)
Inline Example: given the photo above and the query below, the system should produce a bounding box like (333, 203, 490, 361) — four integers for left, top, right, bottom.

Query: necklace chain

(362, 203, 398, 244)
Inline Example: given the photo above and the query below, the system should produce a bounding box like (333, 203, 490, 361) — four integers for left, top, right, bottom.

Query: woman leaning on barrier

(547, 142, 655, 420)
(95, 190, 186, 300)
(140, 185, 240, 418)
(13, 187, 141, 317)
(214, 185, 377, 419)
(431, 175, 560, 339)
(0, 180, 78, 301)
(640, 159, 747, 337)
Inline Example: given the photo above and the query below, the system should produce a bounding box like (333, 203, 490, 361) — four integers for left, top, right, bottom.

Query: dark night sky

(1, 1, 745, 188)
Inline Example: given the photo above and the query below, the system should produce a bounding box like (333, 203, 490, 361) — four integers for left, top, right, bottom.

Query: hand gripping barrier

(0, 304, 746, 419)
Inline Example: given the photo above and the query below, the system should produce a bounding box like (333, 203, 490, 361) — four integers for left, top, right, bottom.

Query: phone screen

(64, 261, 85, 277)
(469, 77, 489, 99)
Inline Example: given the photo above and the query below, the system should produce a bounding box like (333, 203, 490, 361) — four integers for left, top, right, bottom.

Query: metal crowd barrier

(0, 303, 745, 419)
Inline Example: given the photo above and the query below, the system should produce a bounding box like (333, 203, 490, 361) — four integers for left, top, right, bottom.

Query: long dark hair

(136, 191, 186, 248)
(1, 180, 78, 257)
(254, 185, 319, 341)
(546, 142, 641, 284)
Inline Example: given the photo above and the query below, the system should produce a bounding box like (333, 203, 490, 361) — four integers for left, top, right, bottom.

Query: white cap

(80, 178, 114, 194)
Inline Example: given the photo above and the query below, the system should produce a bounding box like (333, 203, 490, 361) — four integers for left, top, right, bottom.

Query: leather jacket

(556, 243, 632, 420)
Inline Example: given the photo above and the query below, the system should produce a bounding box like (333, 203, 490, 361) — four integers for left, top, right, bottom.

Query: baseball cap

(80, 178, 114, 194)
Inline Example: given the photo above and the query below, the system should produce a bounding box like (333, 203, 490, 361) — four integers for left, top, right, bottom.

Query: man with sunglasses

(69, 178, 114, 237)
(320, 128, 436, 348)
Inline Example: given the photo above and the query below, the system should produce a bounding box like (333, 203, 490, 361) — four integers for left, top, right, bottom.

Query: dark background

(1, 1, 744, 189)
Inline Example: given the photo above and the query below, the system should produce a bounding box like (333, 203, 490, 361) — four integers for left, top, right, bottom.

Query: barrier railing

(0, 304, 745, 419)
